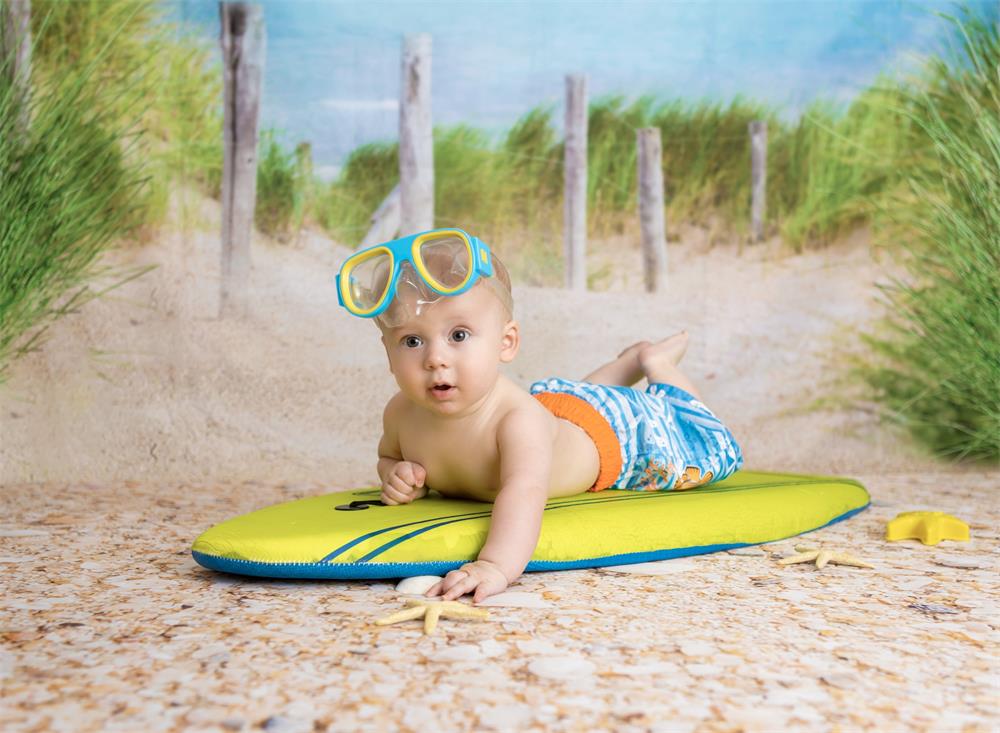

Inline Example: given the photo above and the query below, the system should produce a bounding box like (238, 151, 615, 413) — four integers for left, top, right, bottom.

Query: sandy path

(1, 471, 996, 731)
(0, 193, 956, 485)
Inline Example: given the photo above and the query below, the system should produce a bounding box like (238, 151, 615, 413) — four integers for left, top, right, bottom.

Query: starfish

(777, 544, 874, 570)
(886, 511, 970, 546)
(374, 598, 490, 635)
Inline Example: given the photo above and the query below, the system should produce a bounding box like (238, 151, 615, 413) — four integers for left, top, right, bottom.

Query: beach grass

(0, 7, 149, 383)
(254, 129, 300, 242)
(30, 0, 215, 235)
(856, 6, 999, 462)
(312, 82, 914, 260)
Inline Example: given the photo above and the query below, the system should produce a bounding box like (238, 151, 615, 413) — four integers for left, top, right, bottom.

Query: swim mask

(335, 228, 512, 328)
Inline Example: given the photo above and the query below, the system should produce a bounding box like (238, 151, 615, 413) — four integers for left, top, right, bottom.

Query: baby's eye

(402, 335, 423, 348)
(451, 328, 470, 343)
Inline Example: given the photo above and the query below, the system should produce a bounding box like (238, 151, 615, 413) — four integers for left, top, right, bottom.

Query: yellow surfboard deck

(191, 470, 869, 579)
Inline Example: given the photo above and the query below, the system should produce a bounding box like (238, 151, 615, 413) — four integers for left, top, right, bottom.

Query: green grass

(31, 0, 224, 232)
(855, 5, 999, 462)
(311, 88, 910, 258)
(316, 139, 398, 242)
(255, 128, 301, 241)
(0, 9, 149, 383)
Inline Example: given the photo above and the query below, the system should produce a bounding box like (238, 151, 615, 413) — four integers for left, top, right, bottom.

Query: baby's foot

(638, 331, 689, 372)
(617, 340, 652, 360)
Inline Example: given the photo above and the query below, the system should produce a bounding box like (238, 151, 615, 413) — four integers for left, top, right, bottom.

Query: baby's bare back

(391, 375, 600, 500)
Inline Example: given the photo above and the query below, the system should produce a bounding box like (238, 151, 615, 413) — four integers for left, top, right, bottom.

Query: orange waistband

(533, 392, 622, 491)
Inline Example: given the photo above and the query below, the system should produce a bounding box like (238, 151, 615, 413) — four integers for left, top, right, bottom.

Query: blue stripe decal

(329, 481, 836, 563)
(355, 516, 484, 562)
(191, 500, 869, 579)
(320, 508, 493, 562)
(358, 492, 620, 562)
(339, 490, 677, 563)
(320, 482, 752, 562)
(319, 491, 666, 562)
(324, 476, 863, 563)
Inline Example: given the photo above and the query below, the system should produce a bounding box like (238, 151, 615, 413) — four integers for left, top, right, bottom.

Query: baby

(336, 228, 743, 602)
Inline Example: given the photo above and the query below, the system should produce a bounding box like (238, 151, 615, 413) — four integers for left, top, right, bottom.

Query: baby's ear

(379, 333, 394, 374)
(499, 319, 520, 363)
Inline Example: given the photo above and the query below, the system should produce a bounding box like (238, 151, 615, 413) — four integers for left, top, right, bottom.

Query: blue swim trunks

(530, 377, 743, 492)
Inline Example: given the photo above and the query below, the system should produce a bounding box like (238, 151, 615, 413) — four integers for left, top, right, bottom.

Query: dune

(0, 188, 958, 486)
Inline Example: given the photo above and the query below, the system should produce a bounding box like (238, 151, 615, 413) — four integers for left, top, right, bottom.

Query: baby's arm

(377, 393, 427, 505)
(431, 407, 553, 601)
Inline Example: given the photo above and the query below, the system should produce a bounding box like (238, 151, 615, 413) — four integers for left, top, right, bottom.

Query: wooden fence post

(564, 74, 587, 290)
(399, 33, 433, 235)
(749, 120, 767, 244)
(1, 0, 32, 136)
(219, 2, 265, 319)
(637, 128, 668, 292)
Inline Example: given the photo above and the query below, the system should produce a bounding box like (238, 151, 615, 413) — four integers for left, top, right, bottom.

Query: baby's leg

(638, 331, 703, 401)
(581, 340, 650, 387)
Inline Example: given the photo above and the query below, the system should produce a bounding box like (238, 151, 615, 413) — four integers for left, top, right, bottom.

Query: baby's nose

(424, 343, 449, 369)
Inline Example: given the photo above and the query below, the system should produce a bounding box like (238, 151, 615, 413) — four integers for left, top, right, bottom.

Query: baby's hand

(426, 560, 510, 603)
(380, 460, 428, 505)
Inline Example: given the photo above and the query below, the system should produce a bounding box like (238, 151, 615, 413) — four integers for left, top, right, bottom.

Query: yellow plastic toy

(886, 511, 970, 545)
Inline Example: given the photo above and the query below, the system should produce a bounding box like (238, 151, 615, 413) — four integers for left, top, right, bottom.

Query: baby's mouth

(430, 382, 456, 399)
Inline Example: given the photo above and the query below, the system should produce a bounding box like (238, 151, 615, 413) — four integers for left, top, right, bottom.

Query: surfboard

(191, 470, 869, 579)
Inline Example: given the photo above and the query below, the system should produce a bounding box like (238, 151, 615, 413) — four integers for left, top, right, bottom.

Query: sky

(161, 0, 989, 179)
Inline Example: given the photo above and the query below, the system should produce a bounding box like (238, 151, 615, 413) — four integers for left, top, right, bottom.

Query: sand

(1, 473, 996, 731)
(0, 189, 963, 485)
(2, 189, 997, 732)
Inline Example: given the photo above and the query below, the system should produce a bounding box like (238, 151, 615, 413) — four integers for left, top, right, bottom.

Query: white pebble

(724, 706, 791, 731)
(678, 640, 719, 657)
(611, 661, 682, 677)
(479, 639, 507, 658)
(0, 528, 49, 538)
(477, 703, 535, 730)
(527, 655, 596, 680)
(261, 716, 311, 733)
(685, 663, 722, 677)
(402, 706, 440, 729)
(394, 575, 442, 595)
(766, 684, 830, 706)
(515, 639, 563, 656)
(433, 644, 486, 662)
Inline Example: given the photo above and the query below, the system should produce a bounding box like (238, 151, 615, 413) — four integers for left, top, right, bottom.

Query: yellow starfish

(777, 544, 873, 570)
(886, 511, 970, 546)
(374, 598, 490, 635)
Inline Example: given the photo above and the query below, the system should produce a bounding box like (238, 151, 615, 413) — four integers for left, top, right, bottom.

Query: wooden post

(361, 183, 401, 248)
(1, 0, 32, 135)
(637, 128, 668, 292)
(749, 120, 767, 244)
(564, 74, 588, 291)
(399, 33, 433, 235)
(219, 2, 266, 318)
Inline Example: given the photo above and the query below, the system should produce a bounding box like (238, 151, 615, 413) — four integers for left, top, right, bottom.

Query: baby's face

(379, 283, 518, 417)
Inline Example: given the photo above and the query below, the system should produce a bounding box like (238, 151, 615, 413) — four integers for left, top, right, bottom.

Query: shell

(394, 575, 443, 595)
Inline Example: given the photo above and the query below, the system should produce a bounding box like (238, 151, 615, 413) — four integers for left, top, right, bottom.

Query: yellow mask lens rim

(411, 230, 474, 294)
(341, 245, 394, 316)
